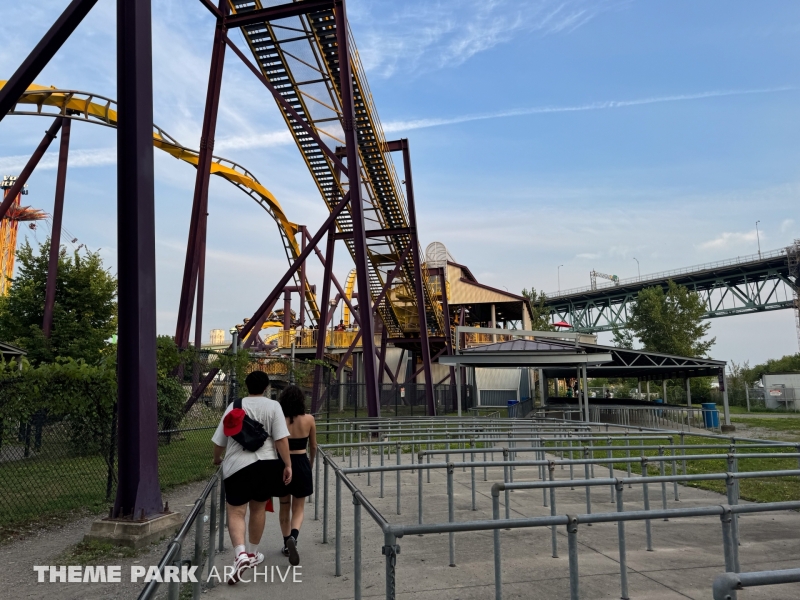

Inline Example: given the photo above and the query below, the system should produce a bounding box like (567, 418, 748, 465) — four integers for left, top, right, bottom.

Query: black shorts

(279, 454, 314, 499)
(224, 459, 285, 506)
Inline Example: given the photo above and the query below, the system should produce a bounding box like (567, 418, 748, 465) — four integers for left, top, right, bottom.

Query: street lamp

(755, 220, 762, 259)
(557, 264, 564, 293)
(633, 257, 640, 279)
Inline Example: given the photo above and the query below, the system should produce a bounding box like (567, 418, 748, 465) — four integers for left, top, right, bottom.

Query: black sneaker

(281, 545, 290, 557)
(286, 536, 300, 566)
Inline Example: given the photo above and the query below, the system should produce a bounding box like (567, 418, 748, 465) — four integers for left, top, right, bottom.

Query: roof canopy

(440, 337, 724, 380)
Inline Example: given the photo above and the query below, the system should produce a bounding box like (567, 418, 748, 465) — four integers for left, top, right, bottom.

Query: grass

(542, 434, 800, 504)
(731, 417, 800, 435)
(0, 427, 218, 542)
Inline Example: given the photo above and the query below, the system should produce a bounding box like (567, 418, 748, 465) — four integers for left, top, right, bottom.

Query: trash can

(654, 397, 664, 417)
(507, 399, 519, 418)
(701, 402, 720, 429)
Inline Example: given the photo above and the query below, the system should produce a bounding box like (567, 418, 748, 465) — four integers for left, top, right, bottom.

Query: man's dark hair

(245, 371, 270, 395)
(278, 384, 307, 423)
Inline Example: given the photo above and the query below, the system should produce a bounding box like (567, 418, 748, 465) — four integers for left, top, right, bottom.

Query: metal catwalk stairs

(229, 0, 444, 339)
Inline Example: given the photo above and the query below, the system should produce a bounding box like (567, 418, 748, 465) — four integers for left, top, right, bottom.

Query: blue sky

(1, 0, 799, 366)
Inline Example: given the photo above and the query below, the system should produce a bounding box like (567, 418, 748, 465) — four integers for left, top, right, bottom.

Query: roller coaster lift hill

(0, 0, 449, 522)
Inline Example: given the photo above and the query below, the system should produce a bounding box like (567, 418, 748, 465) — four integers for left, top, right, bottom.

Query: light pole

(633, 257, 640, 279)
(755, 220, 762, 258)
(557, 264, 564, 293)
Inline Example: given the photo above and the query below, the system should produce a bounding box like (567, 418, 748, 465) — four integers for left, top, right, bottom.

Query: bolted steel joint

(548, 460, 556, 473)
(382, 544, 401, 556)
(719, 505, 732, 523)
(566, 515, 578, 534)
(447, 462, 455, 474)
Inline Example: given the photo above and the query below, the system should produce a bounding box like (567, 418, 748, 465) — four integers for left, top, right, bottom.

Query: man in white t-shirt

(212, 371, 291, 584)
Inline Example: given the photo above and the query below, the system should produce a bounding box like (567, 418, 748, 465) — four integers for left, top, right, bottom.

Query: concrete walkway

(205, 451, 800, 600)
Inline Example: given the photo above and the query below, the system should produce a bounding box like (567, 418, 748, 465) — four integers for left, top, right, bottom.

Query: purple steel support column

(0, 0, 99, 122)
(42, 118, 71, 338)
(437, 270, 457, 411)
(299, 226, 307, 327)
(0, 119, 62, 221)
(378, 325, 388, 385)
(174, 0, 228, 349)
(335, 1, 379, 417)
(283, 290, 292, 332)
(114, 0, 162, 519)
(398, 139, 435, 415)
(311, 224, 336, 413)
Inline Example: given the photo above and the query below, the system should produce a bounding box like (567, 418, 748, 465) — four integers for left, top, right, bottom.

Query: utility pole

(633, 257, 640, 279)
(755, 221, 762, 259)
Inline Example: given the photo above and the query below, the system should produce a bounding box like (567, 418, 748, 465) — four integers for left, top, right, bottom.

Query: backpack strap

(234, 397, 243, 410)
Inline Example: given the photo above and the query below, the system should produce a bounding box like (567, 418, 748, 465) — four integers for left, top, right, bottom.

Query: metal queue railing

(138, 470, 225, 600)
(312, 417, 800, 600)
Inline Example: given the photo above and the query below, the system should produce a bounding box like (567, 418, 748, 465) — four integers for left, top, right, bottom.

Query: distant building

(209, 329, 226, 345)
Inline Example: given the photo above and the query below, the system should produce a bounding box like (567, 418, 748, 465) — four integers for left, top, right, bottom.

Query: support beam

(43, 118, 70, 338)
(311, 224, 336, 413)
(378, 325, 388, 386)
(686, 377, 692, 408)
(437, 269, 457, 412)
(310, 241, 360, 327)
(335, 1, 379, 418)
(387, 138, 435, 415)
(239, 192, 350, 341)
(224, 0, 334, 29)
(241, 297, 279, 349)
(299, 226, 307, 327)
(582, 364, 590, 422)
(334, 227, 413, 241)
(114, 0, 162, 519)
(0, 0, 99, 122)
(0, 119, 63, 222)
(175, 0, 228, 350)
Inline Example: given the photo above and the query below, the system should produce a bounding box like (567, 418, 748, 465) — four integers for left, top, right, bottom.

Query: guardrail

(713, 567, 800, 600)
(138, 470, 224, 600)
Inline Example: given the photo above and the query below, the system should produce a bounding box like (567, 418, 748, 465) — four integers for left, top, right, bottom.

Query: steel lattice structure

(545, 245, 800, 335)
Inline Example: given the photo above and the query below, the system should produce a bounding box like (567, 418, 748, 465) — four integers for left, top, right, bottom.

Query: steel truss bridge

(545, 243, 800, 336)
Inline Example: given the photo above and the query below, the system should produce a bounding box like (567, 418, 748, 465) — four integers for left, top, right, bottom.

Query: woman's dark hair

(245, 371, 270, 395)
(278, 384, 307, 423)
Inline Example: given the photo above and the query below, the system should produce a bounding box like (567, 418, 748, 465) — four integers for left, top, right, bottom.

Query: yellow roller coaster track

(1, 80, 320, 323)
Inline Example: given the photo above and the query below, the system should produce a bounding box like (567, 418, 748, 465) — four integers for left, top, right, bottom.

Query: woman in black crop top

(277, 385, 317, 566)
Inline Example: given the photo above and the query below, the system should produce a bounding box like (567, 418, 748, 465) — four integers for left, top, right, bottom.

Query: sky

(1, 0, 799, 367)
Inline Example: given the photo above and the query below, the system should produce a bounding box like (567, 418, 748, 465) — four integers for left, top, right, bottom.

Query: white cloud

(575, 252, 600, 259)
(382, 86, 797, 133)
(699, 230, 760, 250)
(350, 0, 628, 77)
(0, 147, 116, 173)
(780, 218, 795, 233)
(214, 131, 293, 152)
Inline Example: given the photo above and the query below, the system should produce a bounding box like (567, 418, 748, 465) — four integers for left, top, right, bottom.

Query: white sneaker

(248, 551, 264, 567)
(227, 552, 250, 585)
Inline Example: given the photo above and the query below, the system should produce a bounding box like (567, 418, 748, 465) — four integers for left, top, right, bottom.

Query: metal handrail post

(353, 494, 362, 600)
(642, 457, 653, 551)
(323, 455, 329, 543)
(218, 472, 226, 552)
(447, 462, 455, 566)
(492, 487, 502, 600)
(166, 543, 182, 600)
(396, 441, 401, 515)
(567, 516, 580, 600)
(335, 474, 342, 576)
(192, 496, 205, 600)
(207, 478, 217, 589)
(615, 482, 629, 600)
(549, 463, 558, 558)
(315, 452, 320, 519)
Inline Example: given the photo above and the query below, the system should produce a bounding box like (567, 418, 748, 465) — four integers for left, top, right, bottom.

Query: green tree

(521, 287, 554, 330)
(619, 280, 714, 357)
(743, 353, 800, 384)
(0, 239, 117, 365)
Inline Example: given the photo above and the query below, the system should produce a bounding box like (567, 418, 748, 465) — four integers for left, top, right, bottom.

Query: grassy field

(0, 428, 217, 541)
